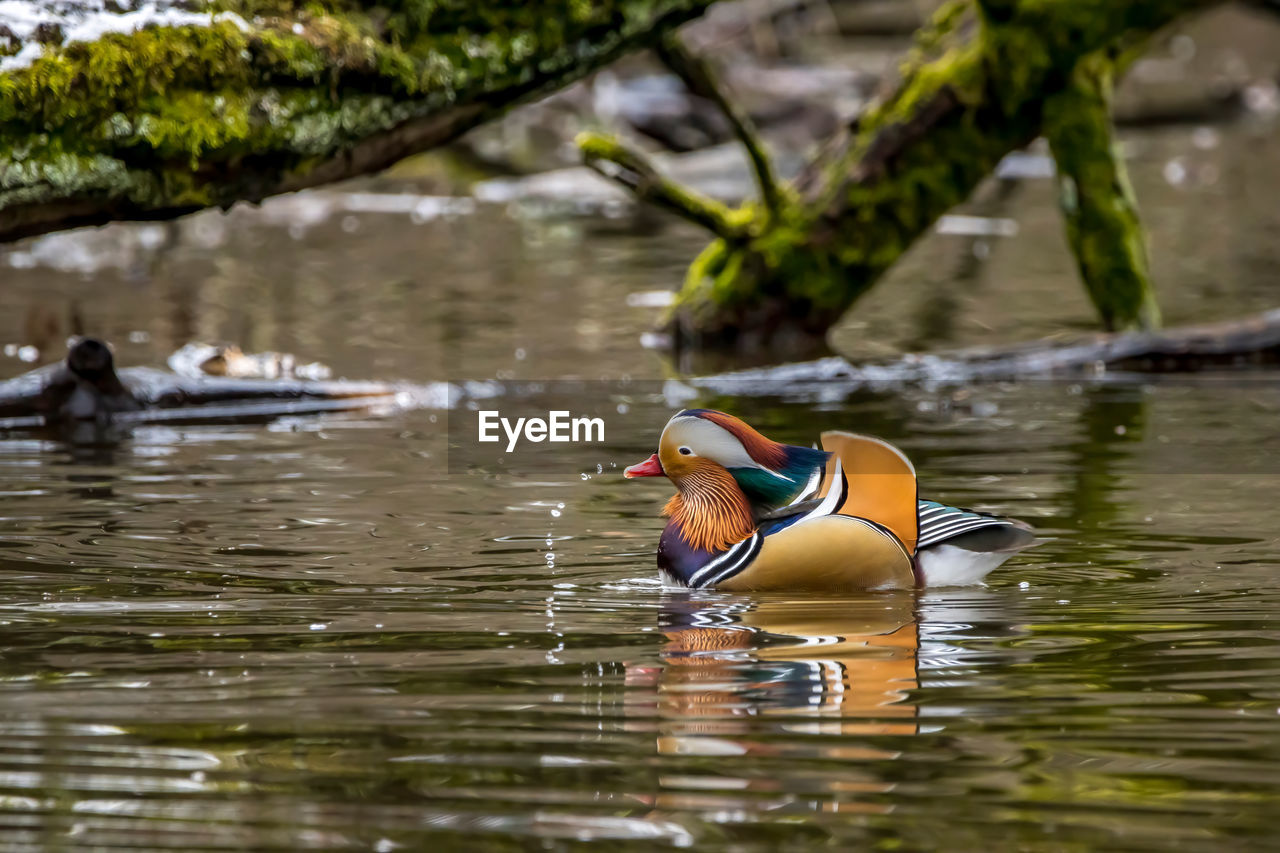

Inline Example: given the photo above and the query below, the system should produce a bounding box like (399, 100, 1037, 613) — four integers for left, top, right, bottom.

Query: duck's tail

(914, 500, 1037, 585)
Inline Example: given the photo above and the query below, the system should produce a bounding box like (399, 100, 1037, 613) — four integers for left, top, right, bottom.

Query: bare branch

(654, 33, 784, 220)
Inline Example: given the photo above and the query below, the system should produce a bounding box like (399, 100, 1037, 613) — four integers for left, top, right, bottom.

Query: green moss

(645, 0, 1199, 349)
(1044, 51, 1159, 331)
(1, 0, 715, 236)
(578, 130, 750, 240)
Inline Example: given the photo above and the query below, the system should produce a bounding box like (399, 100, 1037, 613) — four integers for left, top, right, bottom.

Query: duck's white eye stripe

(660, 417, 758, 468)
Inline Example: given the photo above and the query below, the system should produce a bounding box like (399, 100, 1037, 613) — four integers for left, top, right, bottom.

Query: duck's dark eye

(678, 446, 693, 455)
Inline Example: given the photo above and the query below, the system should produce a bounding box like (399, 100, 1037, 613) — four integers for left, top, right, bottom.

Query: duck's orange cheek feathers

(624, 454, 664, 478)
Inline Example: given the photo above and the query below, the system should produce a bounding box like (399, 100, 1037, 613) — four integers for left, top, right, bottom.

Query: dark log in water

(694, 309, 1280, 392)
(0, 338, 431, 429)
(915, 309, 1280, 376)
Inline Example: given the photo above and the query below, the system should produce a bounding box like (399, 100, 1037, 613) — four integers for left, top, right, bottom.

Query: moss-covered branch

(0, 0, 715, 243)
(578, 132, 749, 239)
(1044, 51, 1160, 332)
(585, 0, 1219, 355)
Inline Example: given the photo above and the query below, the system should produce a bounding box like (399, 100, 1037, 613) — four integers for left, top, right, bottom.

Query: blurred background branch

(4, 0, 1277, 364)
(581, 0, 1223, 356)
(654, 32, 784, 220)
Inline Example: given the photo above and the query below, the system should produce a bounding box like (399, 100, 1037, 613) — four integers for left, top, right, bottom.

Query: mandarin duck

(624, 409, 1034, 590)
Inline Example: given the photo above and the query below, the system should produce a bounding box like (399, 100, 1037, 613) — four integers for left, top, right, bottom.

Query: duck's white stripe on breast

(688, 531, 763, 589)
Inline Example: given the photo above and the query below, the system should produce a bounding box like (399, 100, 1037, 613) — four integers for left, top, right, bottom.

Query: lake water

(1, 115, 1280, 849)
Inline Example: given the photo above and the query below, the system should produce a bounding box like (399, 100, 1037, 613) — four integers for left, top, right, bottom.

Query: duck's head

(624, 409, 828, 509)
(66, 337, 117, 384)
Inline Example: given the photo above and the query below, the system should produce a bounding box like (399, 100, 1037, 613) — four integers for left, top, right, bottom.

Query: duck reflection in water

(629, 594, 919, 755)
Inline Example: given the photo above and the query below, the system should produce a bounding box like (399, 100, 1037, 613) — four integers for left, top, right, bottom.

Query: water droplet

(1191, 126, 1219, 150)
(1245, 81, 1280, 115)
(1163, 159, 1187, 186)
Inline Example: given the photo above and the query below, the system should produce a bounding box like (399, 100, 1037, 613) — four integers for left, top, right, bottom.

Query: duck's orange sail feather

(818, 431, 919, 553)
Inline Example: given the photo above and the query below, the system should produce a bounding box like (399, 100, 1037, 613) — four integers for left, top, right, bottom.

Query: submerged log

(0, 338, 416, 430)
(693, 309, 1280, 392)
(0, 0, 713, 243)
(584, 0, 1220, 355)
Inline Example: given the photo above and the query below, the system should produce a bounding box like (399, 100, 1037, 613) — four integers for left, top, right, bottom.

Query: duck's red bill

(623, 453, 664, 478)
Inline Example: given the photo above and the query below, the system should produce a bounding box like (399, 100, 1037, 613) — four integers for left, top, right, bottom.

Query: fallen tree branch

(694, 308, 1280, 392)
(918, 309, 1280, 376)
(578, 132, 748, 240)
(587, 0, 1221, 355)
(0, 0, 715, 244)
